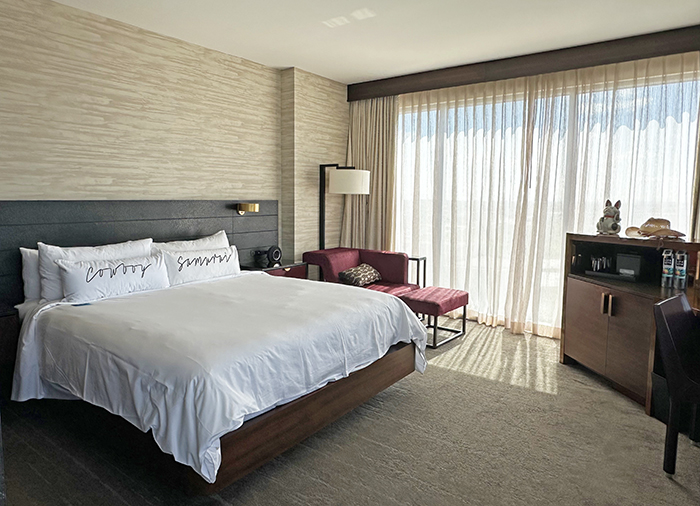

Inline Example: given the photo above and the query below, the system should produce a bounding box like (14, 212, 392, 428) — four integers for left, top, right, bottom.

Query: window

(394, 53, 700, 337)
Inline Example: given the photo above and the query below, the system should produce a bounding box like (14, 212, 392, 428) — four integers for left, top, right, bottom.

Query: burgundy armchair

(303, 247, 419, 297)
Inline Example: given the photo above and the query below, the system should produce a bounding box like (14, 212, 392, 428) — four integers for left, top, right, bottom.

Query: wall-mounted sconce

(237, 203, 260, 216)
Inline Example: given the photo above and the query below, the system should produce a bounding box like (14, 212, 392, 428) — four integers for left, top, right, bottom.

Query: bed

(0, 200, 426, 494)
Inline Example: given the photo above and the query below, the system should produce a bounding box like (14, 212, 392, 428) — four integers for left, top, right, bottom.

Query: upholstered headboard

(0, 200, 278, 307)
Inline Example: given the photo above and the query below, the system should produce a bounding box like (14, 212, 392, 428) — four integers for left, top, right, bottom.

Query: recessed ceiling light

(322, 16, 351, 28)
(351, 8, 376, 20)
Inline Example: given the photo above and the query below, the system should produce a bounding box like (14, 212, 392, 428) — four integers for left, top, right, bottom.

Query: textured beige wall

(0, 0, 280, 199)
(294, 69, 348, 255)
(280, 68, 348, 261)
(0, 0, 349, 262)
(280, 69, 296, 259)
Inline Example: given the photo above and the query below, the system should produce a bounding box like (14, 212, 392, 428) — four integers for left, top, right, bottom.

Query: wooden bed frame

(0, 200, 418, 494)
(187, 341, 414, 494)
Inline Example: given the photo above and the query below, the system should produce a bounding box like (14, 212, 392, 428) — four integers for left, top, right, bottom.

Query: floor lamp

(319, 164, 370, 250)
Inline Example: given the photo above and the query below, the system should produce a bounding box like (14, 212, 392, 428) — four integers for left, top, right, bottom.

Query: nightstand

(0, 304, 19, 400)
(242, 261, 308, 280)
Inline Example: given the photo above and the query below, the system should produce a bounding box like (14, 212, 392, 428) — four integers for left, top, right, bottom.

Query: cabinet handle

(600, 292, 607, 314)
(608, 294, 614, 317)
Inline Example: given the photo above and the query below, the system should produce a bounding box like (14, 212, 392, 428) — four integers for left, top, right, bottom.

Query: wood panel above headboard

(0, 200, 278, 306)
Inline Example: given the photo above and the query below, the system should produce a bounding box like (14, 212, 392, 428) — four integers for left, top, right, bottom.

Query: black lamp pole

(319, 164, 354, 250)
(319, 164, 337, 250)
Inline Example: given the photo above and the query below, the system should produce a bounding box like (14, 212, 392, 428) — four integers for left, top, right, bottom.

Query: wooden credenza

(561, 233, 700, 414)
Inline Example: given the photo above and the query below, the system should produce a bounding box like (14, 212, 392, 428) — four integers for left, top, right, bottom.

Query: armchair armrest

(359, 250, 409, 285)
(409, 256, 427, 288)
(302, 248, 361, 283)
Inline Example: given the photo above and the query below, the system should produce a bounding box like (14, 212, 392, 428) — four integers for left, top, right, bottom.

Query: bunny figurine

(596, 200, 621, 235)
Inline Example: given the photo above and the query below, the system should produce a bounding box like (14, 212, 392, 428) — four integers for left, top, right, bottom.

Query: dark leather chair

(653, 293, 700, 477)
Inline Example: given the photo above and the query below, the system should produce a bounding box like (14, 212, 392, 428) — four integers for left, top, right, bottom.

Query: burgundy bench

(400, 287, 469, 348)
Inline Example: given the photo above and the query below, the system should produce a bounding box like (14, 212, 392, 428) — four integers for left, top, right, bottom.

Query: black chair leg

(664, 397, 681, 477)
(432, 314, 438, 348)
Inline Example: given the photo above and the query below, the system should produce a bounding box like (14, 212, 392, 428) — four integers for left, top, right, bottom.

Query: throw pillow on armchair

(339, 263, 381, 287)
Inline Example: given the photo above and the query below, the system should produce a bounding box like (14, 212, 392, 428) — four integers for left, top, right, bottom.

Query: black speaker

(253, 246, 282, 268)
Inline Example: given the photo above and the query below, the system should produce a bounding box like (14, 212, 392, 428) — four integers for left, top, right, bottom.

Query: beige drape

(394, 52, 700, 338)
(340, 96, 397, 250)
(691, 100, 700, 241)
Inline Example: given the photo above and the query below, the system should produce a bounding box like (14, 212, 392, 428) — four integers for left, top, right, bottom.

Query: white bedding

(12, 272, 427, 483)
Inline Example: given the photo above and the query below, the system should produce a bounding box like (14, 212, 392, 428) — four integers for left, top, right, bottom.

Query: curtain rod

(347, 25, 700, 102)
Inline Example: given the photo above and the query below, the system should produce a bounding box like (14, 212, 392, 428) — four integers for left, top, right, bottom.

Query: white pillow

(162, 246, 240, 286)
(152, 230, 229, 253)
(38, 238, 153, 302)
(56, 254, 169, 303)
(20, 247, 41, 301)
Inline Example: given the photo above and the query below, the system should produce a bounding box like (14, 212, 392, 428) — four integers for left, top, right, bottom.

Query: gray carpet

(4, 319, 700, 505)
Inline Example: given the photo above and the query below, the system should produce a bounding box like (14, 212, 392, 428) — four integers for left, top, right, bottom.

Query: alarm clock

(253, 246, 282, 268)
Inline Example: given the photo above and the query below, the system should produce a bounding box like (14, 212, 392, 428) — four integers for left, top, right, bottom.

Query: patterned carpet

(3, 319, 700, 505)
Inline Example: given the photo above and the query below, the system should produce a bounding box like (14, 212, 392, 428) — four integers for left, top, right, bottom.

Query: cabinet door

(605, 289, 653, 400)
(564, 278, 609, 375)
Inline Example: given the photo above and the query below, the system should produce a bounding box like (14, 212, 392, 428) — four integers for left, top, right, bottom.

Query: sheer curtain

(395, 52, 700, 338)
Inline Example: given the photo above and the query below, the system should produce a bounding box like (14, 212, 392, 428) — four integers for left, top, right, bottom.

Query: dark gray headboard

(0, 200, 278, 306)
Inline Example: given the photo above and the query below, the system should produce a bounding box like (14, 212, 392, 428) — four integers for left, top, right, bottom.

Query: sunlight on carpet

(427, 319, 560, 395)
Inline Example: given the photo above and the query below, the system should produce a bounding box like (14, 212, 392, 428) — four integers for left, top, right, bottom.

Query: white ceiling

(54, 0, 700, 84)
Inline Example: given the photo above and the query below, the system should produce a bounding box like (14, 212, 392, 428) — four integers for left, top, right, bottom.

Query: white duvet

(12, 272, 427, 483)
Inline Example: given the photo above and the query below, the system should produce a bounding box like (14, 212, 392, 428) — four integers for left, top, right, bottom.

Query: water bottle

(674, 250, 688, 290)
(661, 249, 674, 288)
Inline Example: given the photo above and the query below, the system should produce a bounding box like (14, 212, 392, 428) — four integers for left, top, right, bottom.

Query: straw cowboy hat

(625, 218, 685, 239)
